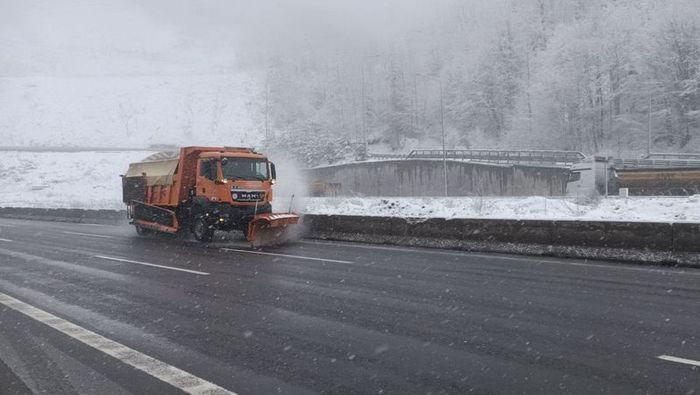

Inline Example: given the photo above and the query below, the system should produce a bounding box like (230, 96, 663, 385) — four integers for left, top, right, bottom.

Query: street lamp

(360, 54, 383, 155)
(416, 73, 448, 196)
(636, 80, 663, 158)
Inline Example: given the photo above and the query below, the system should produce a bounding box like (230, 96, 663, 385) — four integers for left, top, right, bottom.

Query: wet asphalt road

(0, 217, 698, 394)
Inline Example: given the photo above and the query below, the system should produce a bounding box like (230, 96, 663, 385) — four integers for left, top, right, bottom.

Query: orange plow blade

(246, 213, 301, 247)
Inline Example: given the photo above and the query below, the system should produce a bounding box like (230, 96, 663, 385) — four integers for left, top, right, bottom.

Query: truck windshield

(221, 158, 269, 181)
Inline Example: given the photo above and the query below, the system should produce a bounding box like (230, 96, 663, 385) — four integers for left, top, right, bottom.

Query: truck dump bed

(123, 147, 237, 207)
(122, 151, 181, 207)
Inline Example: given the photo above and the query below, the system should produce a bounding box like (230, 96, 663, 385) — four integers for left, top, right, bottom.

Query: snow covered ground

(1, 151, 699, 223)
(0, 151, 155, 209)
(302, 196, 700, 223)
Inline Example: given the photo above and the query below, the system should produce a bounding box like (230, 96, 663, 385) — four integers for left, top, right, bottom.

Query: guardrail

(646, 152, 700, 160)
(0, 207, 126, 224)
(612, 158, 700, 169)
(368, 149, 585, 165)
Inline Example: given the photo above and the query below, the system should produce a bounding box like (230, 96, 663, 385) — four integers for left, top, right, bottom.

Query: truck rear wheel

(192, 215, 214, 242)
(135, 224, 150, 236)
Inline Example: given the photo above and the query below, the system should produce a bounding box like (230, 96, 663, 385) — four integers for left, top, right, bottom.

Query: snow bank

(301, 196, 700, 223)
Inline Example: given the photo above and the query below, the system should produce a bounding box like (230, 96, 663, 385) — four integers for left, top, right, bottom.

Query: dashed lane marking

(63, 231, 114, 239)
(94, 255, 209, 276)
(0, 238, 12, 242)
(658, 355, 700, 367)
(221, 248, 354, 264)
(299, 240, 700, 275)
(0, 291, 234, 394)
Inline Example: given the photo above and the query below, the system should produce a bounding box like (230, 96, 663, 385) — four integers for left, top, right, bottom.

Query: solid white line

(658, 355, 700, 367)
(221, 248, 354, 264)
(63, 231, 114, 239)
(94, 255, 209, 276)
(300, 240, 700, 275)
(0, 291, 234, 394)
(0, 238, 12, 242)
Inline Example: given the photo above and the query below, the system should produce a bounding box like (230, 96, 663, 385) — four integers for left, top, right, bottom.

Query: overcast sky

(0, 0, 457, 77)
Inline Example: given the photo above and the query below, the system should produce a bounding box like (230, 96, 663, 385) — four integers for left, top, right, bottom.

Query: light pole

(360, 54, 383, 155)
(416, 73, 448, 196)
(637, 80, 662, 158)
(647, 93, 652, 157)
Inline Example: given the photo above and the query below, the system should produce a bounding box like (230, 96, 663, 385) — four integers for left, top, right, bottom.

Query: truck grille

(231, 190, 265, 202)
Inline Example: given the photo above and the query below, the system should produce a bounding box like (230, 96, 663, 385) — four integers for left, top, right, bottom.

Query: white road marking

(658, 355, 700, 367)
(0, 291, 234, 394)
(94, 255, 209, 276)
(63, 231, 114, 239)
(221, 248, 354, 264)
(0, 238, 12, 242)
(300, 240, 700, 275)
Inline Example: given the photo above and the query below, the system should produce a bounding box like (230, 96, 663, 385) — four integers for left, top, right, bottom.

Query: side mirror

(270, 162, 277, 182)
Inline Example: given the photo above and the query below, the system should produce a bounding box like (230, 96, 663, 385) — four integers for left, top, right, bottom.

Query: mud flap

(246, 213, 300, 247)
(130, 201, 179, 234)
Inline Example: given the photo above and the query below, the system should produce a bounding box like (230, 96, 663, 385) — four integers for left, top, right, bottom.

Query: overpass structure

(307, 159, 570, 197)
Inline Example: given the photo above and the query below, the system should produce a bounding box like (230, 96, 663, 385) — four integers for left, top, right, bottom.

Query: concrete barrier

(0, 207, 126, 224)
(671, 223, 700, 253)
(303, 215, 699, 266)
(2, 207, 697, 266)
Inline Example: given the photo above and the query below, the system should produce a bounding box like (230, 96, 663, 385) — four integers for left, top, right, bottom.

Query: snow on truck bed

(1, 151, 699, 223)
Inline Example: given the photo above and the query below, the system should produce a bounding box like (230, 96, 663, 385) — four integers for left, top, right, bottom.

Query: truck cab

(195, 151, 276, 206)
(189, 149, 277, 239)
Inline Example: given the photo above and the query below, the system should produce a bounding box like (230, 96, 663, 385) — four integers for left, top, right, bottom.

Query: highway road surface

(0, 217, 697, 394)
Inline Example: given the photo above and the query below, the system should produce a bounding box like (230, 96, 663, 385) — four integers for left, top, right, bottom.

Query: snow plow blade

(246, 213, 301, 247)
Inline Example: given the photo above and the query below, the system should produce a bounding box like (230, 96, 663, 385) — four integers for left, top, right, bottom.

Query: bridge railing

(368, 149, 585, 165)
(612, 159, 700, 169)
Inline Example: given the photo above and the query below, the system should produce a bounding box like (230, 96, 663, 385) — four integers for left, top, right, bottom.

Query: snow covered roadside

(2, 151, 699, 223)
(301, 196, 700, 223)
(0, 151, 154, 210)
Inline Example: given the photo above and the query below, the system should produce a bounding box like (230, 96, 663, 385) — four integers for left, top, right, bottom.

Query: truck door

(196, 159, 218, 197)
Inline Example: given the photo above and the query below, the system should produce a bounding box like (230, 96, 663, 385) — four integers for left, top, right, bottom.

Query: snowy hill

(0, 73, 261, 148)
(0, 151, 155, 209)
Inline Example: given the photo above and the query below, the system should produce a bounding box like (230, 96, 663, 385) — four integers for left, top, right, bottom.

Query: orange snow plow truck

(122, 146, 299, 246)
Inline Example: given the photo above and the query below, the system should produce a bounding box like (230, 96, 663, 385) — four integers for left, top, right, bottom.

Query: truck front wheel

(135, 224, 150, 236)
(192, 215, 214, 242)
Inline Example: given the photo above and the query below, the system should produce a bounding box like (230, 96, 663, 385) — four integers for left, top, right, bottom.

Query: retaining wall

(306, 160, 570, 197)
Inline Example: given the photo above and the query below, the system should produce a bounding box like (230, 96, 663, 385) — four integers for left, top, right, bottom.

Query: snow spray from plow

(247, 196, 301, 247)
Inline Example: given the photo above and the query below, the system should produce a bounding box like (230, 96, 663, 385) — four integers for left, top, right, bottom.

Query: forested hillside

(255, 0, 700, 166)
